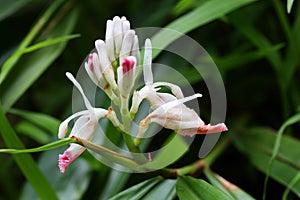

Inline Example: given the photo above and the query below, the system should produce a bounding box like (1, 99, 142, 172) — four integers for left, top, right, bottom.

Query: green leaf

(214, 44, 284, 73)
(176, 176, 231, 200)
(0, 138, 74, 154)
(204, 168, 255, 200)
(228, 11, 282, 72)
(0, 0, 65, 85)
(20, 148, 92, 200)
(109, 177, 162, 200)
(142, 179, 176, 200)
(151, 0, 256, 59)
(232, 127, 300, 197)
(0, 1, 79, 111)
(0, 0, 31, 21)
(141, 133, 189, 170)
(16, 34, 80, 55)
(9, 108, 60, 135)
(0, 103, 58, 200)
(99, 170, 131, 199)
(283, 171, 300, 199)
(264, 113, 300, 199)
(15, 121, 51, 144)
(81, 138, 143, 171)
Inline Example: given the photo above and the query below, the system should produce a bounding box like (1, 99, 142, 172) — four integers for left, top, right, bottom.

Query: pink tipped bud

(122, 57, 135, 74)
(117, 56, 137, 97)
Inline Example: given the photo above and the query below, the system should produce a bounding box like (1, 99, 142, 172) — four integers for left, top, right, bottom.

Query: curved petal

(58, 110, 89, 139)
(153, 82, 184, 99)
(66, 72, 93, 112)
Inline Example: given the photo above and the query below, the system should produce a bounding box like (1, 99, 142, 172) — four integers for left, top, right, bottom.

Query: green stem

(118, 95, 142, 153)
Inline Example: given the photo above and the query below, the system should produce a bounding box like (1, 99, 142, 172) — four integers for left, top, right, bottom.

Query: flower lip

(58, 152, 70, 173)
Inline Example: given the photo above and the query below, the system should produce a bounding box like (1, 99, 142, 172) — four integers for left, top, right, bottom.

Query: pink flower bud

(117, 56, 137, 97)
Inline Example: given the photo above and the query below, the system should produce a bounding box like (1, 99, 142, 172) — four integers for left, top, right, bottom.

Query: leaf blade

(176, 176, 231, 200)
(0, 103, 58, 200)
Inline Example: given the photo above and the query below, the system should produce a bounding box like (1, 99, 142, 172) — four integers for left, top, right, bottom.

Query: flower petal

(143, 38, 153, 85)
(113, 16, 122, 57)
(66, 72, 93, 112)
(58, 110, 89, 139)
(119, 30, 135, 64)
(105, 20, 115, 62)
(153, 82, 184, 99)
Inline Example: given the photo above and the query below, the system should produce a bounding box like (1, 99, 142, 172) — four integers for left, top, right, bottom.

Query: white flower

(131, 39, 227, 146)
(134, 93, 227, 145)
(58, 72, 119, 173)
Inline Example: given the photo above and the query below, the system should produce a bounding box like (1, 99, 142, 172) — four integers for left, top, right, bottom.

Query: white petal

(143, 38, 153, 85)
(58, 110, 89, 138)
(105, 20, 115, 62)
(153, 82, 184, 99)
(148, 94, 202, 118)
(66, 72, 93, 112)
(84, 62, 98, 86)
(70, 115, 97, 139)
(119, 30, 135, 63)
(95, 40, 111, 72)
(131, 35, 140, 67)
(113, 16, 122, 57)
(122, 20, 130, 38)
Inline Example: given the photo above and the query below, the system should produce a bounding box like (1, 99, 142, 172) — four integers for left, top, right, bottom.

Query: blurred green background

(0, 0, 300, 199)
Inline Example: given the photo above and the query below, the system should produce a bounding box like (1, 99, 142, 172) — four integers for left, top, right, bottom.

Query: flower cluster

(58, 16, 227, 173)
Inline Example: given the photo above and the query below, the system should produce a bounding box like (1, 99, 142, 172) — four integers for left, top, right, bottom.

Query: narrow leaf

(0, 0, 31, 21)
(0, 0, 65, 84)
(4, 34, 80, 59)
(204, 168, 255, 200)
(0, 4, 79, 111)
(15, 121, 51, 144)
(151, 0, 256, 59)
(176, 176, 231, 200)
(264, 113, 300, 198)
(141, 133, 189, 170)
(233, 127, 300, 197)
(109, 177, 162, 200)
(80, 137, 144, 171)
(142, 179, 177, 200)
(0, 103, 58, 200)
(9, 108, 60, 135)
(0, 138, 74, 154)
